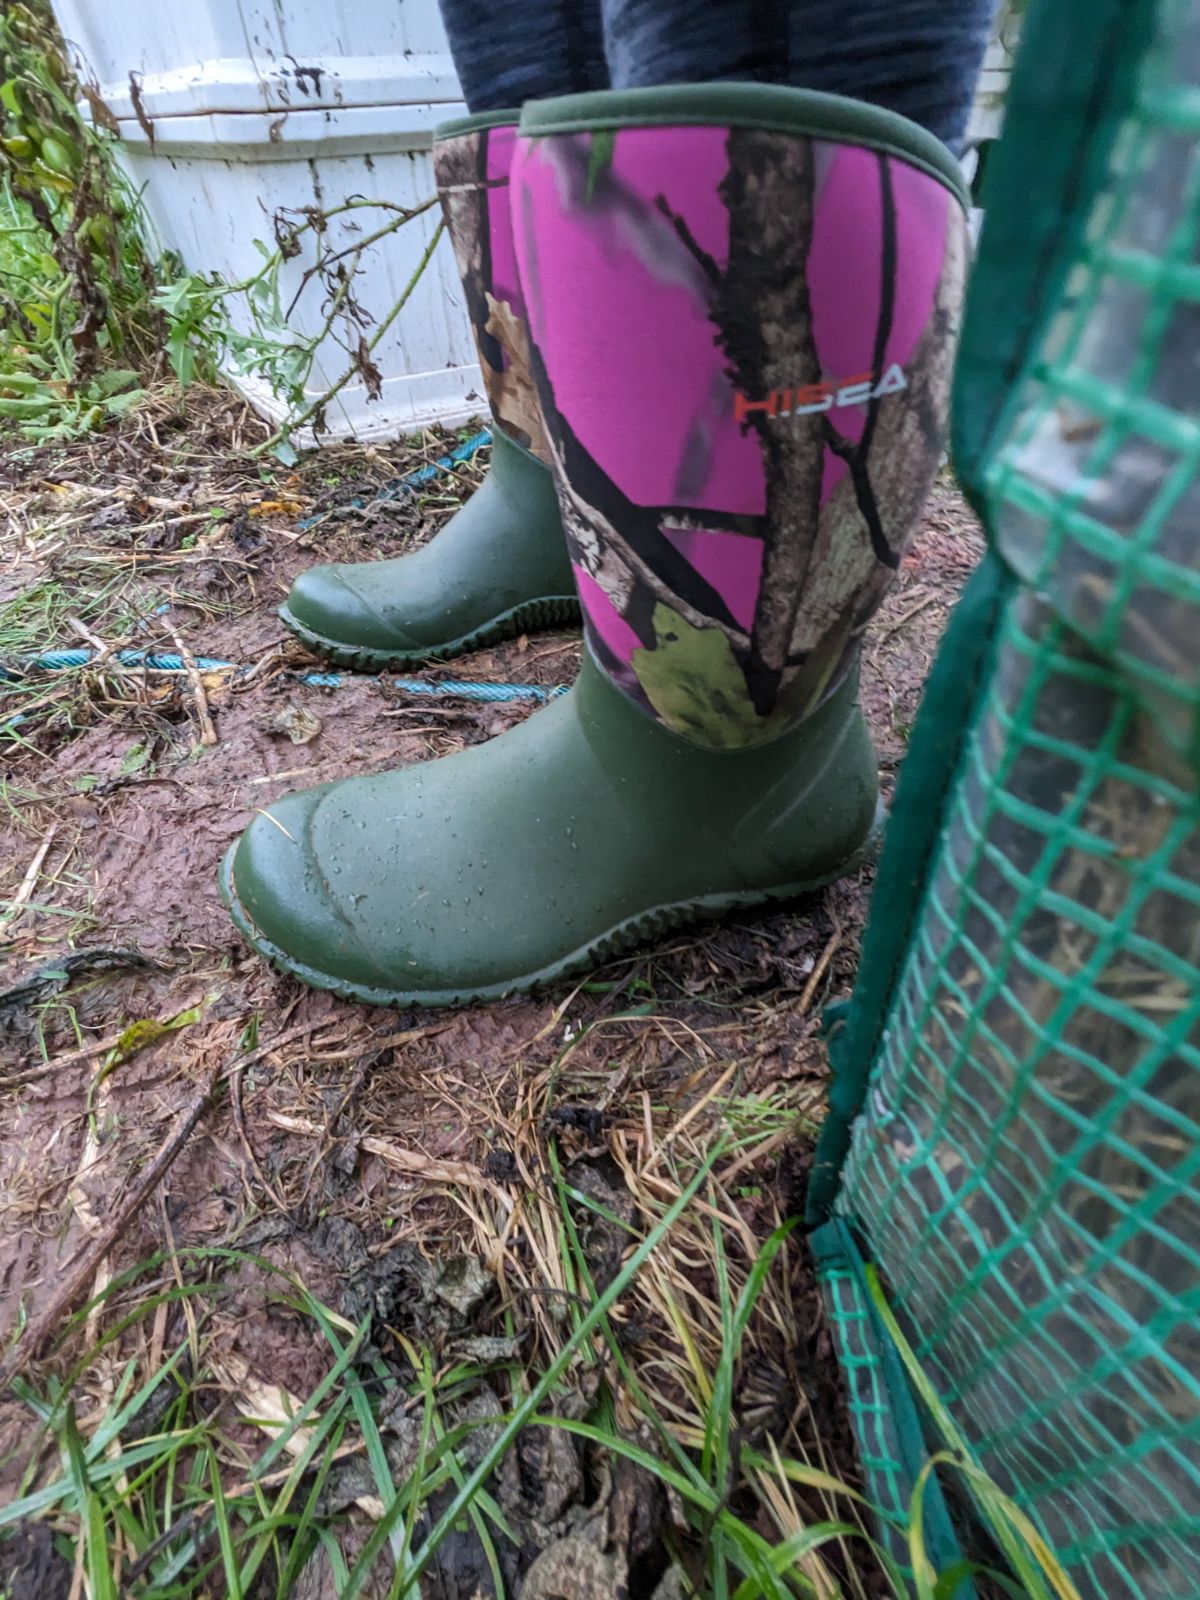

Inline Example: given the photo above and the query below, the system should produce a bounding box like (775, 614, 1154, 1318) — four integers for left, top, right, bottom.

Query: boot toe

(225, 785, 399, 996)
(283, 564, 422, 654)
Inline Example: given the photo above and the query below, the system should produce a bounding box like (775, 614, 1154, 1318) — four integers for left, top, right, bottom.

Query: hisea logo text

(733, 362, 907, 425)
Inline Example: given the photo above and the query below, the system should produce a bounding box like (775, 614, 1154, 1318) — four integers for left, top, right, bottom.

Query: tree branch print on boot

(435, 124, 551, 460)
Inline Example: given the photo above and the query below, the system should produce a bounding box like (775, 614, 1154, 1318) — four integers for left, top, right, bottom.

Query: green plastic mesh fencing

(813, 2, 1200, 1595)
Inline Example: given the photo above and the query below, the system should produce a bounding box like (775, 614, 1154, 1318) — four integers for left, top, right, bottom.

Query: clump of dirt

(0, 1519, 73, 1600)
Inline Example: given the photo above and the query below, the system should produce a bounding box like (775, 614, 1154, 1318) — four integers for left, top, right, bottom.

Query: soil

(0, 388, 985, 1594)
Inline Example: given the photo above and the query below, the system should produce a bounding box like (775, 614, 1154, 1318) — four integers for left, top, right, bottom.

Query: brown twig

(0, 1066, 220, 1388)
(257, 219, 445, 455)
(1, 824, 58, 929)
(164, 622, 218, 746)
(297, 1055, 372, 1212)
(67, 613, 125, 666)
(0, 1011, 337, 1103)
(230, 1059, 294, 1217)
(868, 590, 938, 652)
(265, 1110, 511, 1209)
(795, 921, 843, 1016)
(0, 1018, 149, 1090)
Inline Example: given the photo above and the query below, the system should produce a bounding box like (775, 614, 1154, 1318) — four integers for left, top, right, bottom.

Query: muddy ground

(0, 387, 984, 1593)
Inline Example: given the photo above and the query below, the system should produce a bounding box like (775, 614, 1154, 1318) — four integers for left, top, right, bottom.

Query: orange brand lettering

(733, 390, 781, 424)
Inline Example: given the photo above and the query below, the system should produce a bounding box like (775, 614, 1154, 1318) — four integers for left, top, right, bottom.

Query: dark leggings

(437, 0, 997, 152)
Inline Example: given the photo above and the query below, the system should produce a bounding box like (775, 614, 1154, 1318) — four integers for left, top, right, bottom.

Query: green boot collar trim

(435, 106, 520, 142)
(519, 83, 967, 208)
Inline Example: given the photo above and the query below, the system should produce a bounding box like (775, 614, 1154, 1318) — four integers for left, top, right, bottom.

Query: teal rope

(1, 648, 567, 704)
(1, 427, 561, 727)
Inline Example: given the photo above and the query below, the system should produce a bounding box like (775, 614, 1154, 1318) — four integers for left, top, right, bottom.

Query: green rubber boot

(222, 652, 881, 1006)
(279, 111, 577, 668)
(225, 85, 968, 1005)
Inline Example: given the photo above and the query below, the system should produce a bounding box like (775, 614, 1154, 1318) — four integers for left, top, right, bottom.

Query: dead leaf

(355, 336, 383, 402)
(255, 703, 322, 744)
(248, 499, 305, 518)
(128, 71, 155, 147)
(80, 82, 121, 136)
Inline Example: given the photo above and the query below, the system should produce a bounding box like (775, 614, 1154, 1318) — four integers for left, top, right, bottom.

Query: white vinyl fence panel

(50, 0, 482, 440)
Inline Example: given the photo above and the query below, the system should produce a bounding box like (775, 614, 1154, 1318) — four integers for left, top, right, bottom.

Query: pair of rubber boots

(223, 85, 969, 1006)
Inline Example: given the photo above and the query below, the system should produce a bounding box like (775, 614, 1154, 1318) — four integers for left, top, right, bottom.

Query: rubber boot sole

(219, 799, 884, 1009)
(279, 593, 581, 670)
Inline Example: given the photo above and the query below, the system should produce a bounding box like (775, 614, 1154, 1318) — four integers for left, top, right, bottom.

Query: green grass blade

(274, 1413, 350, 1597)
(391, 1352, 437, 1595)
(705, 1212, 735, 1600)
(89, 1339, 191, 1457)
(316, 1525, 352, 1591)
(61, 1402, 118, 1600)
(548, 1142, 710, 1496)
(301, 1302, 402, 1561)
(245, 1308, 369, 1483)
(207, 1442, 245, 1600)
(232, 1386, 352, 1595)
(703, 1210, 734, 1486)
(934, 1560, 1027, 1600)
(731, 1221, 799, 1347)
(527, 1413, 810, 1598)
(729, 1520, 861, 1600)
(909, 1453, 948, 1600)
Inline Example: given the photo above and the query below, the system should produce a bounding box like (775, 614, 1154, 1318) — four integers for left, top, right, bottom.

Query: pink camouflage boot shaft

(512, 85, 969, 748)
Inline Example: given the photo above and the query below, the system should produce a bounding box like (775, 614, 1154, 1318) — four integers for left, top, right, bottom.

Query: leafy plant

(0, 0, 161, 437)
(0, 1, 445, 457)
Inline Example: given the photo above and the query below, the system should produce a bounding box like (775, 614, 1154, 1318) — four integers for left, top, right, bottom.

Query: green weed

(0, 1160, 1070, 1600)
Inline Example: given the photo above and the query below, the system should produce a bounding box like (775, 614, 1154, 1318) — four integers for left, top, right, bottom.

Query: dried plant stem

(257, 219, 445, 455)
(165, 622, 217, 746)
